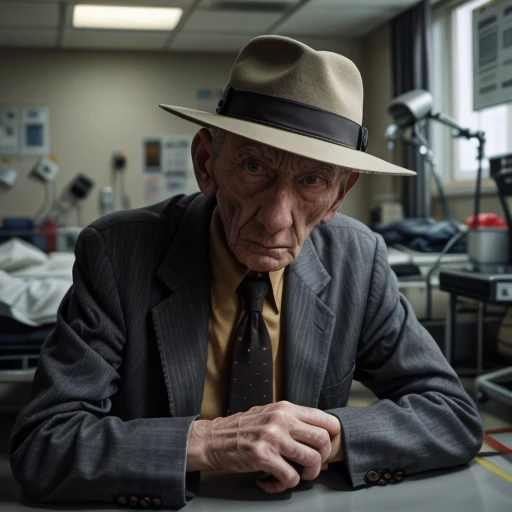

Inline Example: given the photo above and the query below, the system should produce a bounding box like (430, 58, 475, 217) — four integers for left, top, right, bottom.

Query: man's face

(195, 130, 358, 272)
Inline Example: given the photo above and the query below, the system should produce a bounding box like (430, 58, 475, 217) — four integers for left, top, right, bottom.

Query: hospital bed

(0, 238, 73, 410)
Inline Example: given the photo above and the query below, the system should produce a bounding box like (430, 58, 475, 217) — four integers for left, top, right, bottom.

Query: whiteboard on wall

(473, 0, 512, 110)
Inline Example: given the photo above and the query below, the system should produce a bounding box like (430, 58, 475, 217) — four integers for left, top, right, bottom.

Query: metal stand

(477, 302, 485, 375)
(476, 367, 512, 406)
(445, 293, 455, 365)
(444, 296, 488, 374)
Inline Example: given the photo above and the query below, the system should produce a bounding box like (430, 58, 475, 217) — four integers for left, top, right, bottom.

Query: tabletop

(0, 456, 511, 512)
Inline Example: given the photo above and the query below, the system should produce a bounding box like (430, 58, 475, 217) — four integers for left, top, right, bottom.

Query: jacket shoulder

(315, 212, 378, 243)
(87, 193, 200, 234)
(308, 212, 382, 269)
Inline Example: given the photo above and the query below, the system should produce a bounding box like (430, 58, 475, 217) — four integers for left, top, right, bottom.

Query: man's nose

(256, 186, 294, 235)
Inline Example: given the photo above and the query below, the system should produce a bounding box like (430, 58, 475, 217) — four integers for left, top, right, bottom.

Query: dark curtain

(392, 0, 433, 218)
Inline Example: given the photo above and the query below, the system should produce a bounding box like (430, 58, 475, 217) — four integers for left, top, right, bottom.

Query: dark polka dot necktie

(227, 272, 274, 416)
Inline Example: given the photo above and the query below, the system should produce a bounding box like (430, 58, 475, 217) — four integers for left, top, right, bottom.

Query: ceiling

(0, 0, 423, 52)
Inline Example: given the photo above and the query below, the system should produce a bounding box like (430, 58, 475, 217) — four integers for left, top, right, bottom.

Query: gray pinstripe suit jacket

(9, 193, 484, 509)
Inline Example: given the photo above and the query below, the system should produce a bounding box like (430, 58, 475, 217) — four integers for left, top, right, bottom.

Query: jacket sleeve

(9, 227, 200, 510)
(326, 234, 484, 487)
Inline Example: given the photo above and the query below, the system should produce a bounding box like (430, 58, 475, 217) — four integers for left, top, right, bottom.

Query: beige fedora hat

(160, 35, 415, 176)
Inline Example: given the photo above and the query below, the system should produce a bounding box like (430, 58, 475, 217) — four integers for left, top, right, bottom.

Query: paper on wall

(473, 0, 512, 110)
(0, 106, 20, 156)
(143, 135, 199, 205)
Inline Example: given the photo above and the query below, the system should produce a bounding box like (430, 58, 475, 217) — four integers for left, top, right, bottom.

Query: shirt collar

(209, 207, 284, 312)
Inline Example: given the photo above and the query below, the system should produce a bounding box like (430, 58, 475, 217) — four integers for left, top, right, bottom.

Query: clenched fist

(186, 401, 342, 494)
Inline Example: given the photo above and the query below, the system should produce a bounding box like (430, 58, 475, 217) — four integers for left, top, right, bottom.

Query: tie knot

(237, 272, 269, 312)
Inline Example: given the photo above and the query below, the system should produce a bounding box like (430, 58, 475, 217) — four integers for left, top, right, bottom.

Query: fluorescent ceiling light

(73, 5, 183, 31)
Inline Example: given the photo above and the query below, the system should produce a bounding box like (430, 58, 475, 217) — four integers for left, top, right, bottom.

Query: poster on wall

(0, 107, 20, 156)
(142, 135, 198, 205)
(20, 106, 50, 156)
(473, 0, 512, 110)
(144, 175, 161, 204)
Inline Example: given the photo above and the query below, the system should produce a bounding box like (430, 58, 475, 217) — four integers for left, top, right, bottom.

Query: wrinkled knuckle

(304, 450, 321, 468)
(269, 409, 287, 424)
(309, 430, 322, 445)
(251, 441, 268, 462)
(261, 423, 281, 440)
(318, 429, 330, 447)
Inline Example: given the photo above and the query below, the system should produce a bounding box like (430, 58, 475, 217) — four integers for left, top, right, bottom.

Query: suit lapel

(284, 237, 335, 408)
(151, 194, 216, 417)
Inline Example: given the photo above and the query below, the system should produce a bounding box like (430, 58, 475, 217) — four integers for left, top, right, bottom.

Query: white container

(468, 228, 509, 264)
(55, 226, 82, 252)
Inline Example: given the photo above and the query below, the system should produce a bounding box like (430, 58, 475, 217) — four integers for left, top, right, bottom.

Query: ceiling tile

(278, 6, 399, 37)
(62, 29, 169, 50)
(200, 0, 299, 5)
(0, 28, 57, 47)
(309, 0, 416, 6)
(182, 9, 280, 33)
(59, 0, 194, 5)
(292, 36, 356, 53)
(171, 32, 252, 53)
(0, 1, 60, 28)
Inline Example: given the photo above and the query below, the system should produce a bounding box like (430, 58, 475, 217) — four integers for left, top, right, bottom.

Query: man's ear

(192, 128, 218, 197)
(321, 172, 359, 223)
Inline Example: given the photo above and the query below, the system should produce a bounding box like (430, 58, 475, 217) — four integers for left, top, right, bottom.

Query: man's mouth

(242, 239, 292, 250)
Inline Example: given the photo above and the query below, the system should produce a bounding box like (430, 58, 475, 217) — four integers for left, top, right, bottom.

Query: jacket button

(140, 497, 151, 508)
(129, 496, 138, 507)
(153, 497, 163, 507)
(394, 471, 404, 481)
(383, 470, 393, 481)
(366, 470, 380, 483)
(116, 496, 127, 506)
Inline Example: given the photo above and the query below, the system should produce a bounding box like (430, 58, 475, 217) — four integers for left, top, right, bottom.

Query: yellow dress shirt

(200, 208, 285, 420)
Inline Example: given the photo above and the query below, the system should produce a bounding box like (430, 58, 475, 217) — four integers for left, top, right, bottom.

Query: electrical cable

(34, 180, 55, 225)
(424, 229, 468, 321)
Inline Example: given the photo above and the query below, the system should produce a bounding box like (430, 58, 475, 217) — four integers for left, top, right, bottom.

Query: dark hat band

(216, 84, 368, 152)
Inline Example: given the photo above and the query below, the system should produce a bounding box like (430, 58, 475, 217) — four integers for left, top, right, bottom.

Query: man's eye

(304, 175, 322, 185)
(246, 162, 261, 173)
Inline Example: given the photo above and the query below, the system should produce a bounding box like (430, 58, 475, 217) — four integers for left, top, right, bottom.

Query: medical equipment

(388, 89, 486, 227)
(47, 173, 94, 226)
(113, 152, 130, 210)
(30, 156, 59, 225)
(100, 186, 115, 216)
(0, 168, 16, 188)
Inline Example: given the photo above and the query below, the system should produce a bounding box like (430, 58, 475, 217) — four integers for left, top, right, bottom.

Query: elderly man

(9, 35, 483, 509)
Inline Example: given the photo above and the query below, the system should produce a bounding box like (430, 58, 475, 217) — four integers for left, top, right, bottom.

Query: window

(431, 0, 512, 183)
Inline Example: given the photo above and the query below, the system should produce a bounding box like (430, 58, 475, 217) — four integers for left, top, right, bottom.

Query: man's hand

(328, 429, 343, 463)
(186, 401, 341, 494)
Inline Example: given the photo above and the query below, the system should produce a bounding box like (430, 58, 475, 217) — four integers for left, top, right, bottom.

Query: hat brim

(159, 105, 415, 177)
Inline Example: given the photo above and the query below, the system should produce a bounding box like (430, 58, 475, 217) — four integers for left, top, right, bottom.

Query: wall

(433, 193, 506, 222)
(0, 39, 369, 228)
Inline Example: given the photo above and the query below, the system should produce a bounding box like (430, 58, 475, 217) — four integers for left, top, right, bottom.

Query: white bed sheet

(0, 238, 74, 326)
